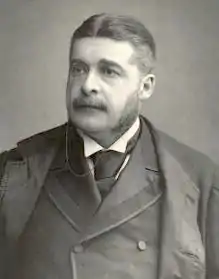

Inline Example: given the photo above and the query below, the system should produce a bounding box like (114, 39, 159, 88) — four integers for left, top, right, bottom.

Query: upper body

(0, 13, 218, 279)
(0, 116, 219, 279)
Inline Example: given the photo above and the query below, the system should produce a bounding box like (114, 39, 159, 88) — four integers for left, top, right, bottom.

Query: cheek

(105, 95, 130, 123)
(66, 78, 82, 100)
(107, 82, 140, 111)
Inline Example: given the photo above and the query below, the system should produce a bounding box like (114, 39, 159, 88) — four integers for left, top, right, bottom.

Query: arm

(0, 151, 9, 278)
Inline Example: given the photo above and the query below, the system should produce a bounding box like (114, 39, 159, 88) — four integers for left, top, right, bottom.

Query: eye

(70, 64, 87, 76)
(101, 66, 119, 77)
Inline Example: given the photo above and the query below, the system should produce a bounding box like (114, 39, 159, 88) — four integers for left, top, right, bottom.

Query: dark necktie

(91, 128, 140, 198)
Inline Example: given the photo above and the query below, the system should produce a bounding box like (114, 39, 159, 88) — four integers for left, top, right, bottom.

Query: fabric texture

(0, 115, 218, 279)
(9, 120, 161, 279)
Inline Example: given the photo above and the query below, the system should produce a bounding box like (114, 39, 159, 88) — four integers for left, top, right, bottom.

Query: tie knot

(90, 150, 125, 197)
(91, 150, 121, 171)
(91, 150, 114, 163)
(91, 150, 124, 180)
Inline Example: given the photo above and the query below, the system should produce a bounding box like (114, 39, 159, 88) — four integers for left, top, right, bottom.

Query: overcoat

(0, 116, 218, 279)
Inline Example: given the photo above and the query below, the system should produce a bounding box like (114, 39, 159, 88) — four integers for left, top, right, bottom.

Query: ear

(138, 74, 156, 100)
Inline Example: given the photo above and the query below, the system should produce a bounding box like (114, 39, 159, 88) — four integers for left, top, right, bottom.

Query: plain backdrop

(0, 0, 219, 164)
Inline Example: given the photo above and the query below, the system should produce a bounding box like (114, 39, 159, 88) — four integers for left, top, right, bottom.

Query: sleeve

(206, 165, 219, 279)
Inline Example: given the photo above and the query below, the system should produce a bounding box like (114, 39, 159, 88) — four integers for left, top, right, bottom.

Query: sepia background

(0, 0, 219, 164)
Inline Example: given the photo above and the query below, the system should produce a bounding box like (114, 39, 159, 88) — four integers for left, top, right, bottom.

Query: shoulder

(1, 123, 67, 162)
(156, 128, 219, 190)
(157, 129, 216, 169)
(140, 115, 218, 189)
(0, 123, 67, 199)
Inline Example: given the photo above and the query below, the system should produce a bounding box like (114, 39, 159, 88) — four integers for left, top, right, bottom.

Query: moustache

(73, 98, 107, 111)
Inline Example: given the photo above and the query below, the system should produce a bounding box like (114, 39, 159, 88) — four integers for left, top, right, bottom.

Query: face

(66, 37, 154, 135)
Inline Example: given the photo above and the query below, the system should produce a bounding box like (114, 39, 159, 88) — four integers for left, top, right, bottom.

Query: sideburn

(111, 98, 140, 140)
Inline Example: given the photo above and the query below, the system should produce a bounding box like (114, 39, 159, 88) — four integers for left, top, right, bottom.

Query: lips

(77, 104, 100, 109)
(75, 104, 103, 112)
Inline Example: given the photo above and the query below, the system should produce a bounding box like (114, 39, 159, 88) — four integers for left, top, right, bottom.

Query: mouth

(75, 104, 102, 110)
(73, 100, 107, 112)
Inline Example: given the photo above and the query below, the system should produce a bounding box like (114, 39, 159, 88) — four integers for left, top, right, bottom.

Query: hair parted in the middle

(69, 13, 156, 73)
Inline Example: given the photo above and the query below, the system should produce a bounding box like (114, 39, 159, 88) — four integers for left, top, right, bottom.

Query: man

(0, 13, 218, 279)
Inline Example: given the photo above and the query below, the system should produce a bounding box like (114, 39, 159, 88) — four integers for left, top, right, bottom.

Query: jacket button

(73, 244, 84, 253)
(137, 240, 147, 251)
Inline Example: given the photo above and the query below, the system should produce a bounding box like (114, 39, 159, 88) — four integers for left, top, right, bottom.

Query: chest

(13, 181, 162, 279)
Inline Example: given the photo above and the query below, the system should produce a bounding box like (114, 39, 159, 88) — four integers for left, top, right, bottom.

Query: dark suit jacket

(0, 116, 218, 279)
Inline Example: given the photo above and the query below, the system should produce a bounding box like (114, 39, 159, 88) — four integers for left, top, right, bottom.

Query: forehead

(71, 37, 136, 66)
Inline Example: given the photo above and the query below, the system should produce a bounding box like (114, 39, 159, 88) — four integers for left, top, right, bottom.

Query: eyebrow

(99, 59, 124, 72)
(70, 58, 87, 65)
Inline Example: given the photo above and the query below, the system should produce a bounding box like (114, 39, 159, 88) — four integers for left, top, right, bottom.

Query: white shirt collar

(78, 117, 140, 158)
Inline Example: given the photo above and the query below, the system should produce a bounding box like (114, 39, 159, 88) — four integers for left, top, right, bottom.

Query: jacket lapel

(44, 129, 102, 231)
(97, 127, 160, 213)
(45, 166, 101, 232)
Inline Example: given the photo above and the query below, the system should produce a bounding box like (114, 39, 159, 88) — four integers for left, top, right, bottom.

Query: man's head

(66, 14, 156, 143)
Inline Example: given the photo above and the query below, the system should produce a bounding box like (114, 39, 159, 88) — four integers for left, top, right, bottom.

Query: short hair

(69, 13, 156, 73)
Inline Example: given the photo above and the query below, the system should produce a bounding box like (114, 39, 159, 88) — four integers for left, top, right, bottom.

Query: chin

(71, 115, 108, 133)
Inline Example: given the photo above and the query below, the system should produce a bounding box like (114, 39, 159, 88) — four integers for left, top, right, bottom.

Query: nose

(81, 70, 100, 95)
